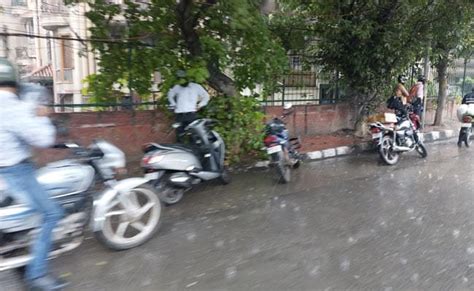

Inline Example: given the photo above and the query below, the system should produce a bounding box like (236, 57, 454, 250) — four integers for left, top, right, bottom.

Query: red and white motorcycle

(369, 109, 427, 165)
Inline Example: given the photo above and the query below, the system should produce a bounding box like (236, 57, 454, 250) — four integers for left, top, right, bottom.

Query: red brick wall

(423, 99, 458, 124)
(264, 103, 355, 135)
(265, 100, 458, 137)
(36, 111, 173, 165)
(35, 101, 458, 166)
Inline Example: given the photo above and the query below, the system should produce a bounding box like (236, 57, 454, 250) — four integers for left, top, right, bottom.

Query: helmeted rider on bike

(0, 58, 66, 290)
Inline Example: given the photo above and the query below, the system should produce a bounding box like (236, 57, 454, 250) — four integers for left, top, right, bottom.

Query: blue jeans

(0, 161, 63, 281)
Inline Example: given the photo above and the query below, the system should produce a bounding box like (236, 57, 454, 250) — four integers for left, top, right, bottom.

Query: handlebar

(52, 142, 104, 159)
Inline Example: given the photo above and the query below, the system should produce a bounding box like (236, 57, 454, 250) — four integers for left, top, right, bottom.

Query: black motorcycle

(263, 104, 302, 183)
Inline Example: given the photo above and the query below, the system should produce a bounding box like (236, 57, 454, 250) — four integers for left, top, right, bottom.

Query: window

(60, 37, 74, 69)
(57, 36, 74, 82)
(11, 0, 27, 6)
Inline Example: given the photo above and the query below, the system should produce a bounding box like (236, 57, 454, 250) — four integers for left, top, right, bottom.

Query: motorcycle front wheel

(415, 142, 428, 158)
(219, 168, 232, 185)
(379, 135, 400, 165)
(158, 186, 185, 206)
(95, 185, 162, 250)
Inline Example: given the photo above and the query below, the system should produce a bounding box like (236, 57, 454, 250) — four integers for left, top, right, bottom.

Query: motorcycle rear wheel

(465, 128, 472, 147)
(95, 185, 162, 250)
(379, 136, 399, 165)
(274, 151, 291, 183)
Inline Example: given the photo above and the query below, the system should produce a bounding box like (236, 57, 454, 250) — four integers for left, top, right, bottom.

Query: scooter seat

(151, 143, 198, 153)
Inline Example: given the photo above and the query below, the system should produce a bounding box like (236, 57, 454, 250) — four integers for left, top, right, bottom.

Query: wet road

(2, 141, 474, 290)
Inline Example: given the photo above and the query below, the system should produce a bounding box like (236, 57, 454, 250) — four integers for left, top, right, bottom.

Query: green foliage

(201, 96, 265, 164)
(72, 0, 288, 99)
(429, 0, 473, 66)
(278, 0, 473, 124)
(81, 74, 127, 103)
(296, 1, 433, 99)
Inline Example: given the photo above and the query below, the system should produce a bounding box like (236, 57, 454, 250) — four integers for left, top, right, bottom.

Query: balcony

(9, 0, 33, 17)
(40, 16, 69, 30)
(40, 1, 69, 30)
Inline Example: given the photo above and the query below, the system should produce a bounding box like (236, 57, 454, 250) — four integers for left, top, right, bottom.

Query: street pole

(461, 58, 468, 97)
(422, 46, 430, 129)
(35, 0, 42, 66)
(128, 43, 132, 95)
(1, 26, 9, 58)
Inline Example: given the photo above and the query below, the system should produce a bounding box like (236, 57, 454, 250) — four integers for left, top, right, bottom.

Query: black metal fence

(263, 71, 346, 106)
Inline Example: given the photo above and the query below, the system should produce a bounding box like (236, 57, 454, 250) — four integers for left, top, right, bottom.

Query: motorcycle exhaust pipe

(393, 146, 411, 152)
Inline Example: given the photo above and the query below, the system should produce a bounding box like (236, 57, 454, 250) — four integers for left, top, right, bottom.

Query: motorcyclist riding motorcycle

(0, 58, 67, 290)
(457, 88, 474, 147)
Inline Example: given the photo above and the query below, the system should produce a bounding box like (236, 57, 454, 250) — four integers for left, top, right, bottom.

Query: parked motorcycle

(369, 109, 427, 165)
(263, 104, 302, 183)
(141, 118, 230, 205)
(0, 140, 163, 272)
(456, 104, 474, 147)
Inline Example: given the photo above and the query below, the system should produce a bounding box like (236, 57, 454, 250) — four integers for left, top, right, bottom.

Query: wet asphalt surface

(2, 141, 474, 290)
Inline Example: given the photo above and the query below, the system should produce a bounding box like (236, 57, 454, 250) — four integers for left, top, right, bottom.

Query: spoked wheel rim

(102, 187, 161, 246)
(380, 137, 399, 164)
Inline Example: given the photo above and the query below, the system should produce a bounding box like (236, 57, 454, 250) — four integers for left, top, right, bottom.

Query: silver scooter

(0, 140, 163, 272)
(141, 118, 230, 205)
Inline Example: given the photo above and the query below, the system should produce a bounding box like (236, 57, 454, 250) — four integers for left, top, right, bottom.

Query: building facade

(0, 0, 97, 110)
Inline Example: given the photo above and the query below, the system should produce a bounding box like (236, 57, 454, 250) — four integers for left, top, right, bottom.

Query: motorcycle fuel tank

(37, 160, 95, 197)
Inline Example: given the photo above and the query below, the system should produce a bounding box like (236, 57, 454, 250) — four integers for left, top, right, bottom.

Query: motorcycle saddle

(146, 143, 198, 154)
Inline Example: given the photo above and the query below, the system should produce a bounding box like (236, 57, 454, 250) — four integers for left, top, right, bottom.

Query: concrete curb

(253, 129, 456, 168)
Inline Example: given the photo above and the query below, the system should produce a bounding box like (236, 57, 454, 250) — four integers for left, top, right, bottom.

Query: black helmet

(417, 75, 426, 83)
(398, 75, 408, 84)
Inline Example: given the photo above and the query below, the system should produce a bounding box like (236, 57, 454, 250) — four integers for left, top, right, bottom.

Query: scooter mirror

(172, 123, 181, 129)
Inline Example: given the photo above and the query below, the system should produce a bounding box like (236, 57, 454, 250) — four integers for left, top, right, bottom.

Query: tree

(281, 0, 437, 132)
(72, 0, 288, 99)
(430, 0, 473, 125)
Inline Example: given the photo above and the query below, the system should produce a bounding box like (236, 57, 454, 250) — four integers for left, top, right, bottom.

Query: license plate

(145, 172, 159, 180)
(372, 132, 382, 139)
(267, 145, 282, 154)
(461, 123, 472, 128)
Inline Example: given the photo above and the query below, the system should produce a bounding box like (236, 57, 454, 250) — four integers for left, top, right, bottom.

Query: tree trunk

(353, 92, 377, 137)
(433, 58, 449, 126)
(176, 0, 237, 96)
